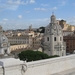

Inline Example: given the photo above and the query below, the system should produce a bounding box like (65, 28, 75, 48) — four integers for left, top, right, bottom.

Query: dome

(45, 23, 62, 35)
(45, 13, 62, 35)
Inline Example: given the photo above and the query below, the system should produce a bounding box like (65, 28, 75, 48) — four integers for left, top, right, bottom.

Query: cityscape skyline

(0, 0, 75, 30)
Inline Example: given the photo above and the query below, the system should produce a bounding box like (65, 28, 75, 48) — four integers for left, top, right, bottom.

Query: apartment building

(63, 35, 75, 54)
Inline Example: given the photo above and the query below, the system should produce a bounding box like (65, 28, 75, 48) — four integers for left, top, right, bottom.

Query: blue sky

(0, 0, 75, 30)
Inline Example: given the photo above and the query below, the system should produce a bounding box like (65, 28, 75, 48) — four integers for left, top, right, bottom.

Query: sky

(0, 0, 75, 30)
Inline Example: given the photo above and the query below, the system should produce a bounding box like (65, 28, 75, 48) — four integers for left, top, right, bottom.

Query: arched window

(47, 37, 49, 41)
(54, 37, 56, 41)
(4, 49, 7, 54)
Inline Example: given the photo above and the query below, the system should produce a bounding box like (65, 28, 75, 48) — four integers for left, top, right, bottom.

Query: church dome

(45, 13, 62, 35)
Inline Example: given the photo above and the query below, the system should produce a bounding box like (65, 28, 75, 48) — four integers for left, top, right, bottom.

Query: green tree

(18, 50, 59, 62)
(18, 50, 49, 62)
(39, 27, 45, 33)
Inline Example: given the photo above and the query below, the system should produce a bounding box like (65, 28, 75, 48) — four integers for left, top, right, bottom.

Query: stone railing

(25, 54, 75, 75)
(0, 54, 75, 75)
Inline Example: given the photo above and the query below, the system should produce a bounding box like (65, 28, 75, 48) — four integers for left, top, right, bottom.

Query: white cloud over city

(30, 0, 35, 4)
(0, 17, 49, 30)
(0, 0, 35, 11)
(34, 8, 47, 11)
(7, 0, 27, 5)
(18, 15, 22, 19)
(67, 17, 75, 25)
(41, 4, 49, 7)
(3, 18, 8, 21)
(58, 0, 68, 6)
(0, 0, 75, 30)
(50, 7, 58, 11)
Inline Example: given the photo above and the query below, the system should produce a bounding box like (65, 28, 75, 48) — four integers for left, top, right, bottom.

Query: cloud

(7, 0, 27, 5)
(25, 10, 30, 13)
(6, 0, 28, 10)
(30, 0, 35, 4)
(57, 18, 62, 20)
(29, 18, 50, 27)
(58, 0, 68, 6)
(3, 18, 8, 21)
(41, 4, 49, 6)
(6, 0, 28, 5)
(34, 8, 47, 11)
(0, 18, 8, 27)
(0, 0, 28, 11)
(67, 17, 75, 25)
(18, 15, 22, 19)
(32, 18, 49, 22)
(7, 5, 19, 10)
(50, 7, 58, 11)
(0, 0, 36, 11)
(0, 17, 50, 30)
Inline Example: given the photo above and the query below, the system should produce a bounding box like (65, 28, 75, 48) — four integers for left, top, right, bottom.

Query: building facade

(57, 20, 75, 31)
(32, 36, 41, 49)
(63, 30, 74, 36)
(64, 35, 75, 54)
(42, 14, 66, 56)
(7, 35, 33, 46)
(6, 28, 43, 53)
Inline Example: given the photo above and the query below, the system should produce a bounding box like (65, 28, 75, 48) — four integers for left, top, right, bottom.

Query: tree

(18, 50, 49, 62)
(18, 50, 59, 62)
(39, 27, 45, 33)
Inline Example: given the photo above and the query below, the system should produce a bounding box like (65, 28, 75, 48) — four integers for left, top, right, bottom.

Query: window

(54, 37, 56, 41)
(47, 37, 49, 41)
(4, 49, 7, 54)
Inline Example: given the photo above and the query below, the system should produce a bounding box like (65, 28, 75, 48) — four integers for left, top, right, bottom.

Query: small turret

(50, 12, 56, 23)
